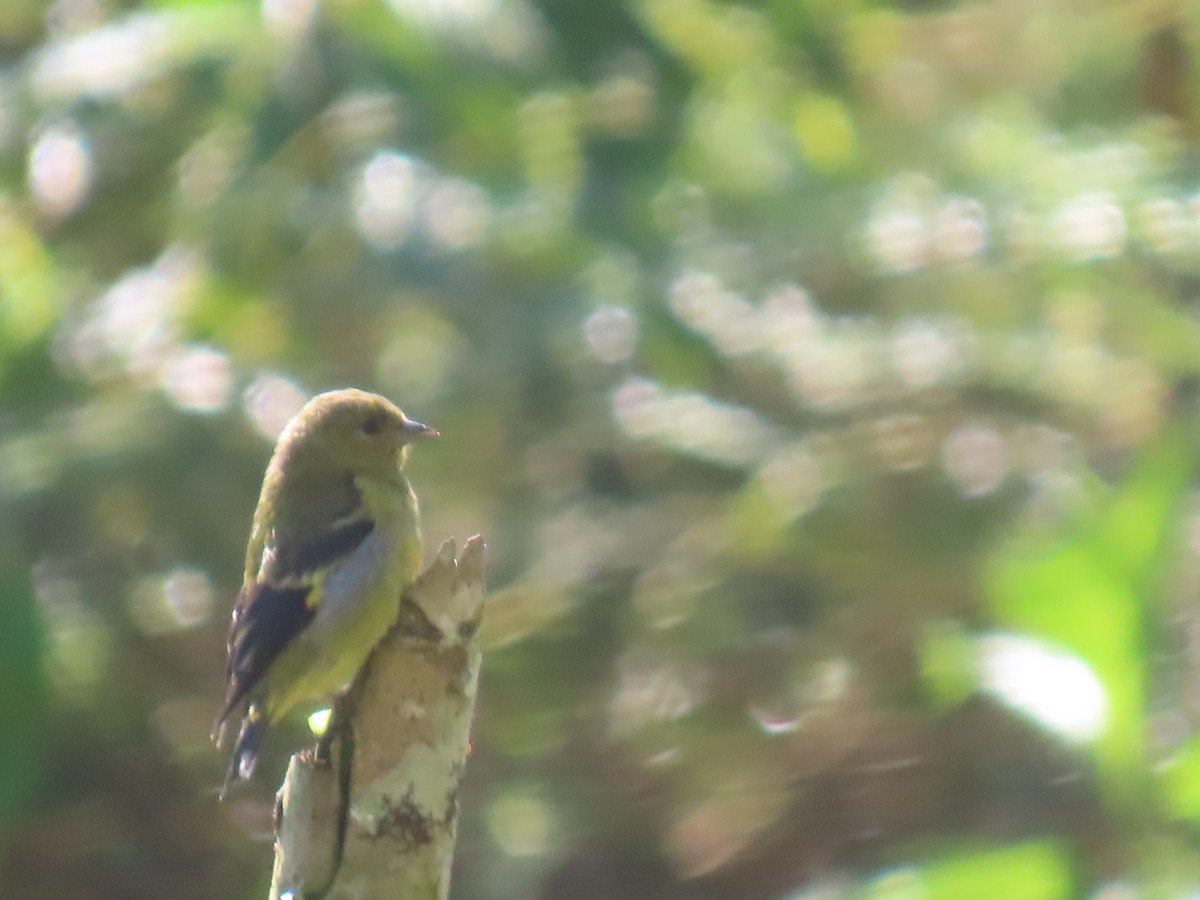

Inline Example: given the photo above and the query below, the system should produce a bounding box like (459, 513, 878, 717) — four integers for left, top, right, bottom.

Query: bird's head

(286, 388, 438, 478)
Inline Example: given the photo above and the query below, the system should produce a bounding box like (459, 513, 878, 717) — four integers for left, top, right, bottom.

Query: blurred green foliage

(3, 0, 1200, 898)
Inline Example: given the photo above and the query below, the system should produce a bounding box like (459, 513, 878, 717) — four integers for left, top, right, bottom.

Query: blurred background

(4, 0, 1200, 897)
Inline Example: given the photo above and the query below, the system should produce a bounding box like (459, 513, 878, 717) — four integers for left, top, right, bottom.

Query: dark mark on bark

(457, 616, 480, 640)
(376, 794, 436, 848)
(396, 595, 444, 642)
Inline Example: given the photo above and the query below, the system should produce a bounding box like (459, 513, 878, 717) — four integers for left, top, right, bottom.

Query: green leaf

(985, 431, 1193, 803)
(866, 841, 1072, 900)
(1158, 736, 1200, 822)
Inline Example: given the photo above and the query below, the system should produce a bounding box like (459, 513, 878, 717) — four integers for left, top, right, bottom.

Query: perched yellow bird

(213, 388, 437, 797)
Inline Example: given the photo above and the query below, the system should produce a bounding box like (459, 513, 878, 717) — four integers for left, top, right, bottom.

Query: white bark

(269, 536, 486, 900)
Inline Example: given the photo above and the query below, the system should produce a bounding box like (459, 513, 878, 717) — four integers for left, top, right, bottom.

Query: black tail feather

(219, 708, 269, 801)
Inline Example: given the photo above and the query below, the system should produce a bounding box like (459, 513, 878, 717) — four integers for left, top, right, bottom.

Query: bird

(212, 388, 438, 798)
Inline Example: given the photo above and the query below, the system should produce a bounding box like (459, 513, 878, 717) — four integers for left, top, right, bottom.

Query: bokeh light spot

(609, 653, 705, 737)
(980, 633, 1108, 743)
(871, 414, 935, 472)
(160, 344, 233, 413)
(942, 421, 1008, 497)
(891, 319, 967, 390)
(583, 305, 637, 363)
(866, 210, 927, 273)
(308, 707, 332, 736)
(244, 373, 307, 440)
(613, 378, 775, 466)
(931, 196, 987, 265)
(262, 0, 317, 40)
(355, 151, 421, 250)
(866, 867, 926, 899)
(1137, 197, 1189, 256)
(756, 442, 824, 521)
(487, 790, 553, 857)
(129, 568, 214, 634)
(793, 93, 858, 174)
(28, 121, 92, 218)
(178, 126, 245, 208)
(375, 305, 466, 405)
(35, 565, 111, 698)
(669, 270, 762, 356)
(423, 176, 490, 249)
(1054, 193, 1126, 260)
(60, 247, 201, 382)
(387, 0, 498, 28)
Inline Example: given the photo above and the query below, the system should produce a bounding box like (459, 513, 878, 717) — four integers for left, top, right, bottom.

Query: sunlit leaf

(987, 432, 1192, 802)
(868, 843, 1073, 900)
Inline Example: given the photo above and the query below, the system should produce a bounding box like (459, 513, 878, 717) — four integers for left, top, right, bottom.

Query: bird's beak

(401, 419, 439, 441)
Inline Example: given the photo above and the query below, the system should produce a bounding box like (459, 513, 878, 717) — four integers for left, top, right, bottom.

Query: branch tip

(435, 538, 457, 566)
(460, 535, 486, 578)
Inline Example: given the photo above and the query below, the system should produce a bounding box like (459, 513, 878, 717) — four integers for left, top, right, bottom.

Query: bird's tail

(219, 705, 269, 801)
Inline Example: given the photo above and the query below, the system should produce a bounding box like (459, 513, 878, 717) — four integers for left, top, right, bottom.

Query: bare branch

(269, 536, 487, 900)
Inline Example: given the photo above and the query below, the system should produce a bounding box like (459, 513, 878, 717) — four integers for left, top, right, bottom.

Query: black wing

(214, 515, 375, 736)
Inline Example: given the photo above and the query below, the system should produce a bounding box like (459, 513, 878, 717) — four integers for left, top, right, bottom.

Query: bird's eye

(360, 416, 383, 436)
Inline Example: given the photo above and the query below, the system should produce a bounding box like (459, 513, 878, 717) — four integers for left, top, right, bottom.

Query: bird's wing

(215, 512, 375, 735)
